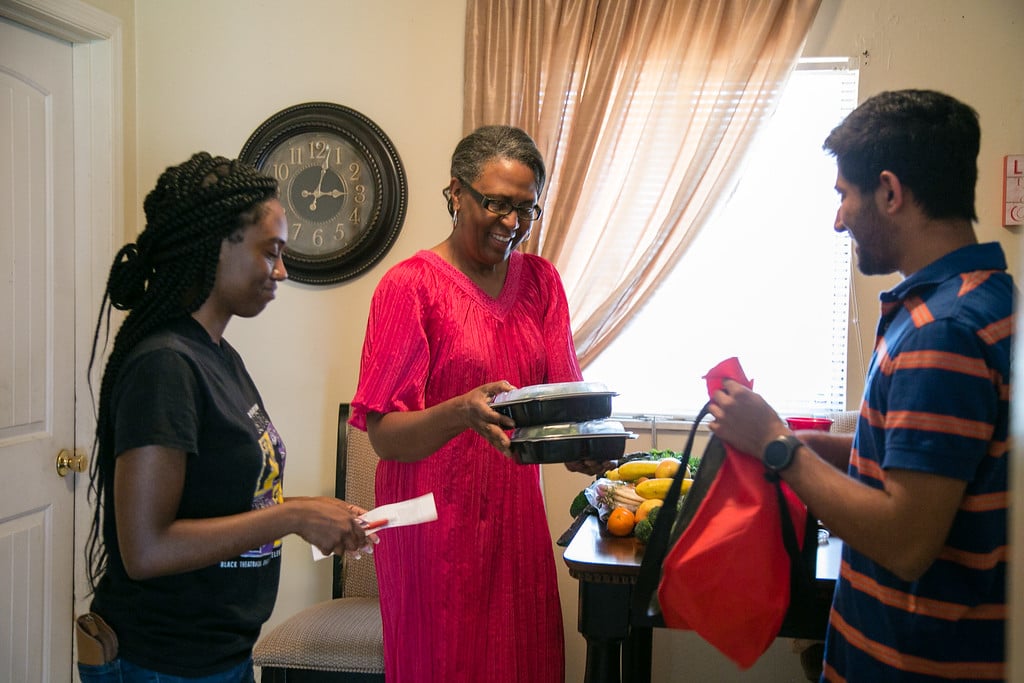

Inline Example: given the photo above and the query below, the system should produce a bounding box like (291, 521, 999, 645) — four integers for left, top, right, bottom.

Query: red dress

(351, 250, 581, 683)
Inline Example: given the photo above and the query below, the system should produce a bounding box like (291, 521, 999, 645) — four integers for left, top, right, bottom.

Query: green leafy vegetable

(634, 505, 661, 544)
(569, 490, 589, 518)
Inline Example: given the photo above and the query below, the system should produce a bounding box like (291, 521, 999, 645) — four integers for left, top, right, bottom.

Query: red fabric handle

(702, 355, 753, 394)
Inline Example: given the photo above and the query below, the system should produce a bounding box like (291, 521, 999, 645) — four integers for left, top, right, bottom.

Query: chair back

(335, 403, 379, 599)
(829, 410, 860, 435)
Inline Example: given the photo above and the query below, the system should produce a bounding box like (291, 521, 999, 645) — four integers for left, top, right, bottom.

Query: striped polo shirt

(823, 242, 1013, 681)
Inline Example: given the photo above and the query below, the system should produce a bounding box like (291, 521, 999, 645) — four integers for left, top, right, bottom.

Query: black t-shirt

(90, 316, 285, 676)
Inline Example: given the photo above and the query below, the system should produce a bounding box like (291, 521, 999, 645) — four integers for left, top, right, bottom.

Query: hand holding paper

(312, 492, 438, 561)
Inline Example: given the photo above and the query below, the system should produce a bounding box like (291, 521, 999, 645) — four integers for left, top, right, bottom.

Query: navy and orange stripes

(827, 610, 1005, 680)
(879, 348, 993, 379)
(823, 243, 1013, 681)
(960, 491, 1008, 513)
(905, 295, 934, 327)
(958, 270, 996, 296)
(978, 316, 1014, 346)
(838, 560, 1003, 621)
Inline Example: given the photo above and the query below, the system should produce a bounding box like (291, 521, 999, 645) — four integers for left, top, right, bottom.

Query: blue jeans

(78, 657, 254, 683)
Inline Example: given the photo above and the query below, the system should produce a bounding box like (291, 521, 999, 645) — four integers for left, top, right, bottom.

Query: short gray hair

(450, 125, 546, 192)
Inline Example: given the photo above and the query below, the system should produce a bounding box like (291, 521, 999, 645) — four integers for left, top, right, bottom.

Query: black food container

(509, 419, 636, 465)
(491, 381, 616, 427)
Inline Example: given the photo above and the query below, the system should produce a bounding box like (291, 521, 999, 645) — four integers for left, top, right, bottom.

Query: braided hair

(85, 152, 277, 590)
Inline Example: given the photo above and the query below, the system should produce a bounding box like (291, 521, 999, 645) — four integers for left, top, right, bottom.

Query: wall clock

(240, 102, 407, 285)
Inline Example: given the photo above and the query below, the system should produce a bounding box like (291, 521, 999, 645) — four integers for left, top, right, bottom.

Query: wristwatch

(763, 435, 802, 472)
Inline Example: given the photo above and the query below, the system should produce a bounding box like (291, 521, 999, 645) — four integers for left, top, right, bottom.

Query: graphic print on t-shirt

(242, 402, 286, 560)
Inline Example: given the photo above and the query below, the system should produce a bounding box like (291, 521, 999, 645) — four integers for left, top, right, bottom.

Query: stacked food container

(490, 381, 636, 465)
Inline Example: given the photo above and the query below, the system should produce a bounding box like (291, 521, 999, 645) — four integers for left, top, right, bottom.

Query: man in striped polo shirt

(708, 90, 1011, 681)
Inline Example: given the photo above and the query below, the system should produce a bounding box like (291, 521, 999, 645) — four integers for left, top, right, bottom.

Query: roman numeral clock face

(240, 103, 407, 285)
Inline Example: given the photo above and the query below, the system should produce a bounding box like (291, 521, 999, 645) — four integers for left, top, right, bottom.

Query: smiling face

(450, 159, 539, 268)
(834, 172, 899, 276)
(207, 198, 288, 321)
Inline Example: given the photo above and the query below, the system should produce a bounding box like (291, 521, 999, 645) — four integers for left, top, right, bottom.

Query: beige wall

(805, 0, 1024, 412)
(84, 1, 1024, 681)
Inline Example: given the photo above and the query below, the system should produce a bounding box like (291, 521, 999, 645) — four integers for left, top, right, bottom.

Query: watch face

(764, 436, 798, 472)
(764, 440, 786, 469)
(240, 102, 407, 285)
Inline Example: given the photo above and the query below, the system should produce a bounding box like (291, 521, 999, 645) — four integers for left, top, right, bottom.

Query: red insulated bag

(633, 357, 816, 670)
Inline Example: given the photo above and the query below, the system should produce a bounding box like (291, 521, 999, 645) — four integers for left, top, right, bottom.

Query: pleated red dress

(351, 250, 580, 683)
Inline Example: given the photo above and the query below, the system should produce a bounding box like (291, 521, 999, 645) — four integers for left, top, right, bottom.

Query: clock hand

(305, 188, 346, 200)
(302, 147, 332, 211)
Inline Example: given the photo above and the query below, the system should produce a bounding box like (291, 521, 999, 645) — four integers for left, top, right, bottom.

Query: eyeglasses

(457, 178, 543, 222)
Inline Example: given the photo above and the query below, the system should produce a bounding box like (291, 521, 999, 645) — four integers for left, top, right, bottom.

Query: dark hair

(823, 89, 980, 222)
(445, 125, 546, 215)
(85, 152, 277, 590)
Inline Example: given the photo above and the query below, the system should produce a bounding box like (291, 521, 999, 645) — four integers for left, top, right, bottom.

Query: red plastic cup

(785, 416, 833, 432)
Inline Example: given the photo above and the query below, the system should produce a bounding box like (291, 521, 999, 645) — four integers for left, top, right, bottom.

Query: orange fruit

(635, 498, 664, 523)
(606, 507, 635, 537)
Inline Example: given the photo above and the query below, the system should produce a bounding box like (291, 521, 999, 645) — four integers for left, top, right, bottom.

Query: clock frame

(240, 102, 407, 285)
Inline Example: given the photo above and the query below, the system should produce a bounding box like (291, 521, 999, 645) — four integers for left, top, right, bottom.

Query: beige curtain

(464, 0, 821, 366)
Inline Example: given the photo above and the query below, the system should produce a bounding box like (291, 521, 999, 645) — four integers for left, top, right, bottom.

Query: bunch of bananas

(609, 482, 646, 512)
(602, 457, 689, 504)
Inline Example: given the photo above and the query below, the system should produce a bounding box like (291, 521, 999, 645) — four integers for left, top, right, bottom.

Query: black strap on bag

(631, 401, 818, 632)
(765, 468, 819, 632)
(632, 401, 712, 624)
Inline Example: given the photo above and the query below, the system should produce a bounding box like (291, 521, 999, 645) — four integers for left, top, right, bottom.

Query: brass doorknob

(56, 449, 87, 477)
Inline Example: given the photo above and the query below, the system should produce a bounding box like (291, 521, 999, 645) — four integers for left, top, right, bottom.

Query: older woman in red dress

(350, 126, 598, 682)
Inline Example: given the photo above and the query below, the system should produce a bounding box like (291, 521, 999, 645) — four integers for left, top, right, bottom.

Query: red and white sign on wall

(1005, 155, 1024, 227)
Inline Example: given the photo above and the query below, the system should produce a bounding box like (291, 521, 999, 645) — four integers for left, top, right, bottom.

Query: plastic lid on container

(492, 381, 614, 406)
(511, 418, 629, 442)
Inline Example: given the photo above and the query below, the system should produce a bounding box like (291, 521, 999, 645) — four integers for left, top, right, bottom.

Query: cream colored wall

(805, 0, 1024, 411)
(104, 1, 1024, 682)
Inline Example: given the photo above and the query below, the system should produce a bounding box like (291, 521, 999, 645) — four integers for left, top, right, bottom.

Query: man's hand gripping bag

(632, 357, 815, 670)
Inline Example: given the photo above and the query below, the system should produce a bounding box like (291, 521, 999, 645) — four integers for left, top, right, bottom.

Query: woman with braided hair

(79, 152, 370, 683)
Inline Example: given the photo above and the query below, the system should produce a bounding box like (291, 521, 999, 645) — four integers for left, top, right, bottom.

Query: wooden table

(562, 515, 842, 683)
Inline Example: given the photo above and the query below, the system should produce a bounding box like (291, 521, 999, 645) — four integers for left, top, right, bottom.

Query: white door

(0, 16, 77, 683)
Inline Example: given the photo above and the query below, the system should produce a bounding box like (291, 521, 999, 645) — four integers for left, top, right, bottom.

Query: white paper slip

(312, 492, 438, 561)
(359, 492, 437, 530)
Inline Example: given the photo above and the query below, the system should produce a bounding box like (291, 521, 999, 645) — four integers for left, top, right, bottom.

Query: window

(583, 60, 859, 419)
